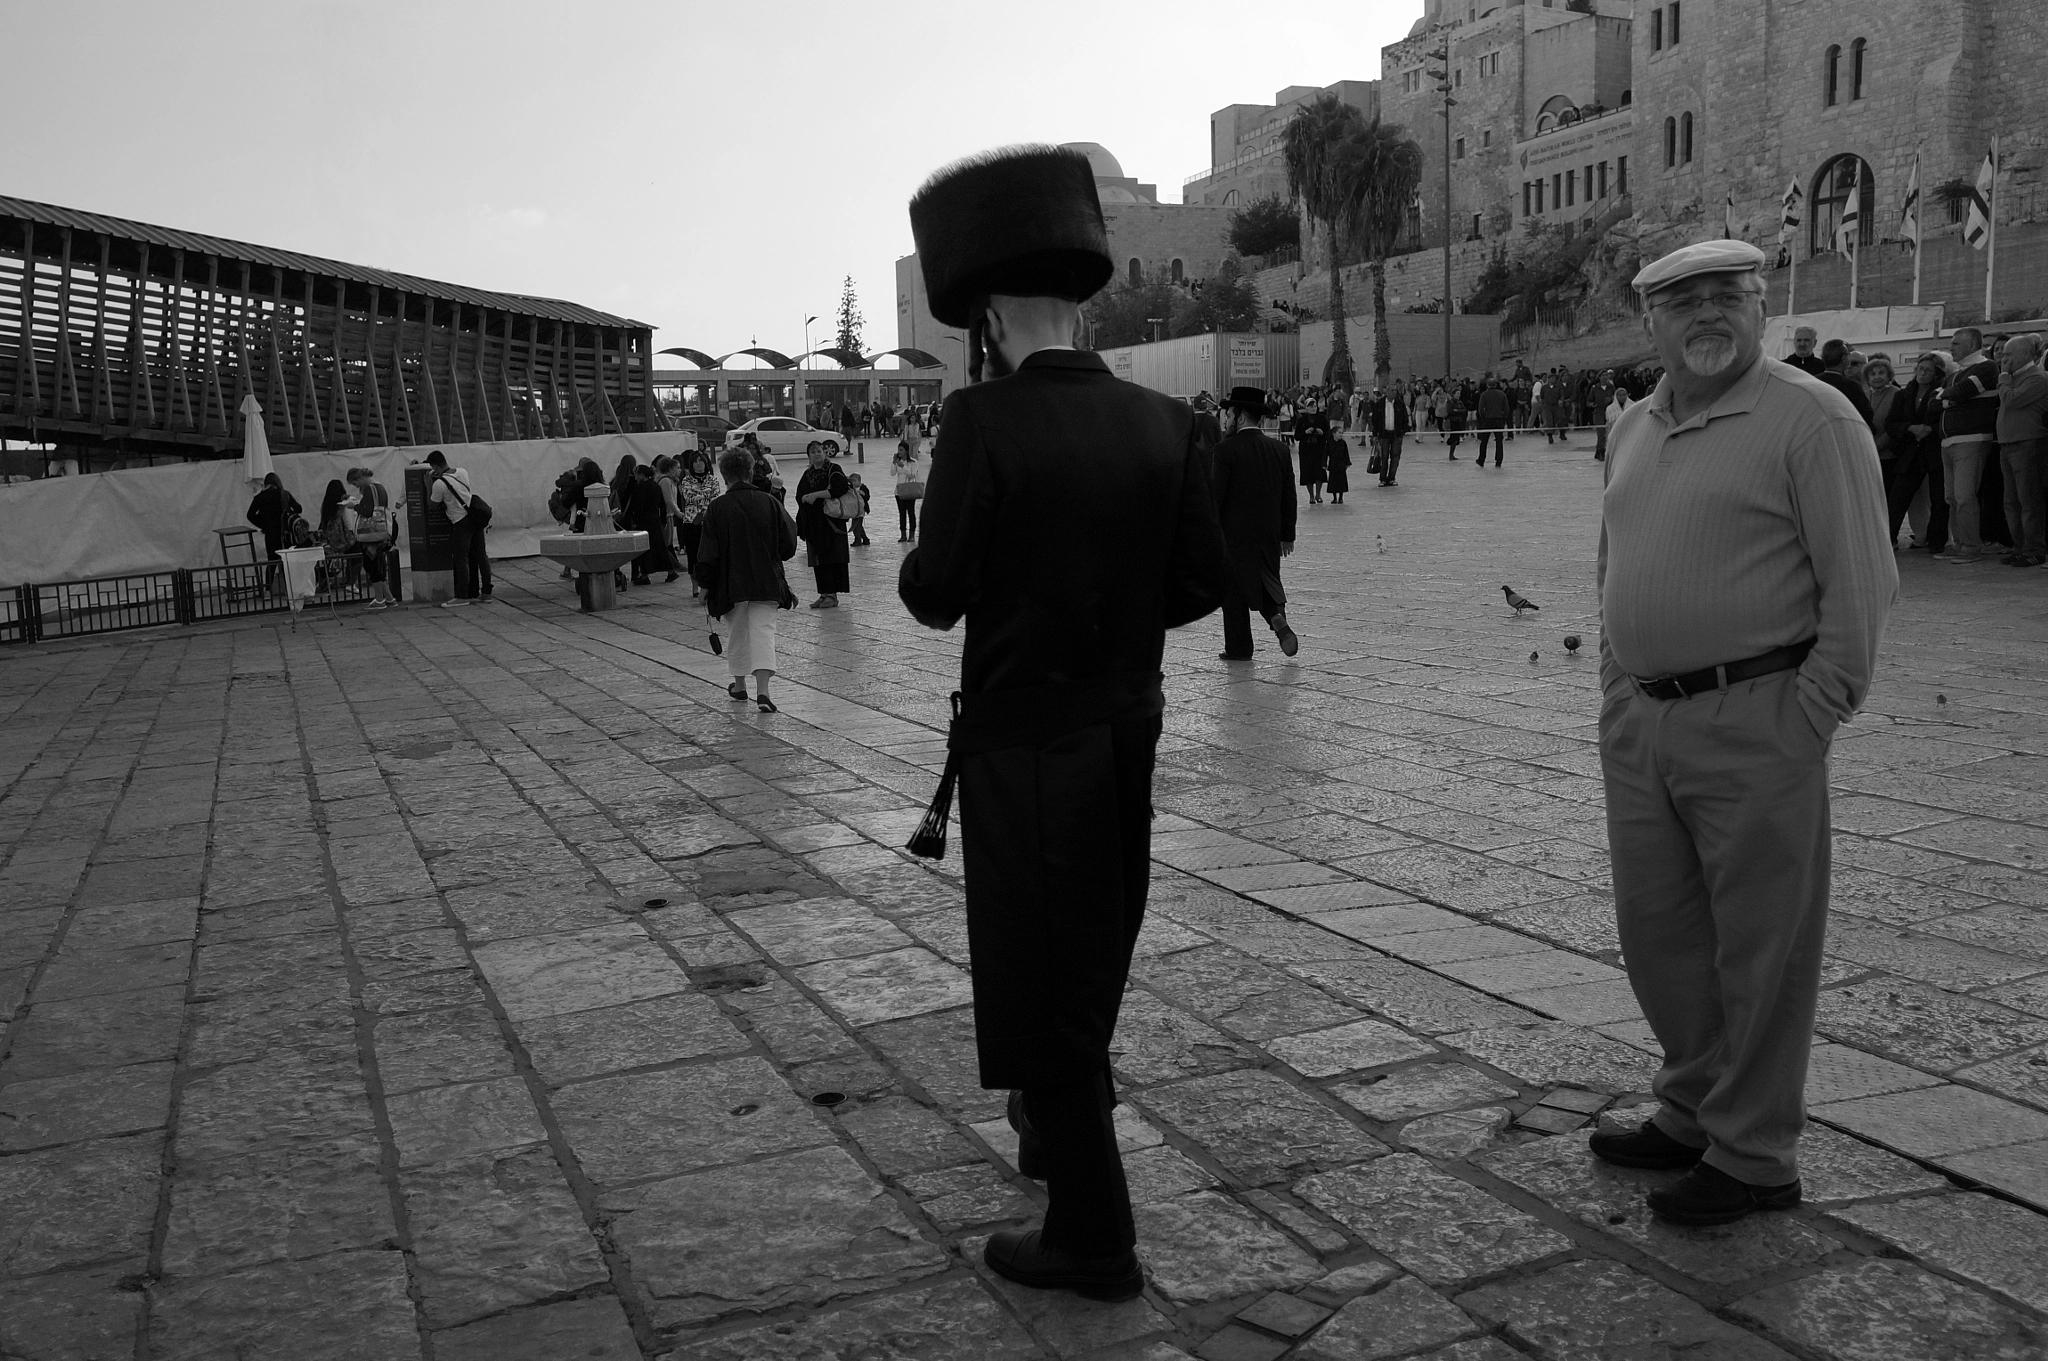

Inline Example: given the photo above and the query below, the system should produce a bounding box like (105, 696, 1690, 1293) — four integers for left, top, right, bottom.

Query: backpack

(322, 514, 356, 552)
(286, 514, 316, 549)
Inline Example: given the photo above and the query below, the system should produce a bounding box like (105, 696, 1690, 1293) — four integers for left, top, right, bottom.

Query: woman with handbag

(316, 479, 361, 596)
(794, 443, 852, 608)
(695, 447, 799, 713)
(675, 450, 720, 597)
(892, 442, 926, 542)
(347, 467, 398, 609)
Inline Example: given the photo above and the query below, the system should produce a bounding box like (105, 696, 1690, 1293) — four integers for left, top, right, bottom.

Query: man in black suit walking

(1211, 385, 1300, 661)
(899, 144, 1229, 1302)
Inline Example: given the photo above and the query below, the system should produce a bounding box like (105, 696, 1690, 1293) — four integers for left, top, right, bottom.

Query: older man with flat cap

(1591, 238, 1896, 1225)
(899, 144, 1229, 1300)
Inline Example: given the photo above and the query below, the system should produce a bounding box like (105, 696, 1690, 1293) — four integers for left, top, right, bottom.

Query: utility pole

(1428, 41, 1457, 379)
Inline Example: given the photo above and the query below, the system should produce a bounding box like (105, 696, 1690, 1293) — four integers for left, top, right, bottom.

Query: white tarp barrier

(0, 432, 694, 586)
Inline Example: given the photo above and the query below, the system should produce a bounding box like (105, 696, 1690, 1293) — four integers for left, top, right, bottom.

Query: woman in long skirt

(1325, 435, 1352, 505)
(793, 445, 851, 608)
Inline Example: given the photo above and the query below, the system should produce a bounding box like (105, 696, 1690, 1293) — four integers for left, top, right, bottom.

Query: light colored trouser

(2000, 437, 2047, 557)
(1600, 668, 1832, 1185)
(1942, 438, 1992, 552)
(722, 600, 779, 677)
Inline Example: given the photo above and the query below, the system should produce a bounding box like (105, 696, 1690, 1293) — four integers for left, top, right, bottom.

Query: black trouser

(1377, 434, 1403, 483)
(678, 522, 703, 577)
(1024, 1067, 1134, 1256)
(451, 517, 490, 598)
(1222, 581, 1283, 657)
(1885, 453, 1948, 551)
(1477, 424, 1504, 464)
(897, 496, 918, 536)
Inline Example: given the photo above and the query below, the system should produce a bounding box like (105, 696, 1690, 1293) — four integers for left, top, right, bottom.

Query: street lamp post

(1428, 43, 1457, 380)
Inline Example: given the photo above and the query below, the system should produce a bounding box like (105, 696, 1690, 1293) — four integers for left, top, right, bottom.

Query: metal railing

(5, 560, 371, 645)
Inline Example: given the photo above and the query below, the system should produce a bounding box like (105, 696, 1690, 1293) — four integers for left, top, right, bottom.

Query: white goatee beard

(1683, 335, 1737, 376)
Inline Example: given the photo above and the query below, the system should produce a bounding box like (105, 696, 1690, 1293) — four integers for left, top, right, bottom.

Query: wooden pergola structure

(0, 196, 665, 465)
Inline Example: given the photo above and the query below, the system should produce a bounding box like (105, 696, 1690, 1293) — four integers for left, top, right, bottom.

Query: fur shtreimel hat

(909, 145, 1113, 328)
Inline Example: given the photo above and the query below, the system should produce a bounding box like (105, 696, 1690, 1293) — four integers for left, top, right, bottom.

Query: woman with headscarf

(1293, 398, 1329, 505)
(675, 449, 720, 596)
(793, 442, 851, 608)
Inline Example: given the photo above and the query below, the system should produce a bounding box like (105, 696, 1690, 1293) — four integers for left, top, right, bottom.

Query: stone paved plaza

(3, 432, 2047, 1360)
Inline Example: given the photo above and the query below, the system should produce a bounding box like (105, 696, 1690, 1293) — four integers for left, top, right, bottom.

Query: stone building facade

(1185, 81, 1380, 210)
(1627, 0, 2048, 318)
(1379, 0, 1633, 253)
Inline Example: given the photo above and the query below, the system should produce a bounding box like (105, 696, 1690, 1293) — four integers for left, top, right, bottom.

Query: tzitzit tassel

(906, 693, 963, 860)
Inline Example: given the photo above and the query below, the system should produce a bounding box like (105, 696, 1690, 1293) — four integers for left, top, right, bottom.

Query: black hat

(1225, 386, 1266, 415)
(909, 145, 1113, 328)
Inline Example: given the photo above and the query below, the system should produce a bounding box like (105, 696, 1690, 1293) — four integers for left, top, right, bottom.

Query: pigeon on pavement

(1564, 634, 1582, 654)
(1502, 586, 1539, 615)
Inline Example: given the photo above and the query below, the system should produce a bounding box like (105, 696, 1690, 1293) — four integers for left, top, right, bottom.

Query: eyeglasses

(1649, 290, 1763, 318)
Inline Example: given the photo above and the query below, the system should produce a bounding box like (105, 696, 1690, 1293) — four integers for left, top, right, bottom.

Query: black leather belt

(1633, 639, 1815, 701)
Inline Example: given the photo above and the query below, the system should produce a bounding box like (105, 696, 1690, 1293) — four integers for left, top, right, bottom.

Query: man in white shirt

(425, 450, 491, 606)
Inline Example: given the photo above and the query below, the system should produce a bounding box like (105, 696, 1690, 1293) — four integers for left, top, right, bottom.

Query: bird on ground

(1564, 635, 1582, 654)
(1502, 586, 1539, 615)
(1529, 651, 1540, 664)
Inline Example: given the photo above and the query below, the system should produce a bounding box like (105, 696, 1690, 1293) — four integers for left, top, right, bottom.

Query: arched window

(1824, 45, 1841, 106)
(1128, 258, 1142, 287)
(1810, 154, 1876, 255)
(1536, 94, 1574, 135)
(1620, 88, 1633, 106)
(1850, 38, 1866, 100)
(1170, 258, 1185, 285)
(1681, 112, 1694, 164)
(1664, 116, 1677, 168)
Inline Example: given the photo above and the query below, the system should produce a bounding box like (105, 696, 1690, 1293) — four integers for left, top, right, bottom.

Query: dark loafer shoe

(1589, 1120, 1706, 1170)
(1006, 1091, 1046, 1179)
(1647, 1163, 1801, 1226)
(984, 1228, 1144, 1302)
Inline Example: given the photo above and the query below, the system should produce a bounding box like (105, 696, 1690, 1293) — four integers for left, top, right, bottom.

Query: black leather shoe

(1589, 1120, 1705, 1170)
(1647, 1163, 1801, 1226)
(1218, 652, 1253, 662)
(1270, 613, 1300, 657)
(984, 1228, 1144, 1302)
(1007, 1091, 1046, 1179)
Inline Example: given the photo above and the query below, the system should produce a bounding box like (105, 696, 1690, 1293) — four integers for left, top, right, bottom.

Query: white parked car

(727, 417, 847, 458)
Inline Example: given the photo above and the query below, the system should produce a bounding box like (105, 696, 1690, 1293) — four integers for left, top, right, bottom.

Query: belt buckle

(1636, 674, 1681, 700)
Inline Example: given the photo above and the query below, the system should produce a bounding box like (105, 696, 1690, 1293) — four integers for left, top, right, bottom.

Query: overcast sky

(1, 0, 1417, 358)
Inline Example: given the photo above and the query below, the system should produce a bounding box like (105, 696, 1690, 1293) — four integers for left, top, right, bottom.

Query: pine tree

(834, 277, 864, 357)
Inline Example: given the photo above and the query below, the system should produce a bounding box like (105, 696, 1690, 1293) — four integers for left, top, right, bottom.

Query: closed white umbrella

(240, 394, 273, 483)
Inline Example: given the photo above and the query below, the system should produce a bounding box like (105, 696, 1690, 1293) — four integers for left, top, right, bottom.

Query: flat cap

(1631, 239, 1766, 294)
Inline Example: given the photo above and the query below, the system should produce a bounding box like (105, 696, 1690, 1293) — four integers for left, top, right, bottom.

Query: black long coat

(900, 349, 1228, 1090)
(1211, 428, 1296, 615)
(794, 461, 850, 565)
(694, 484, 796, 609)
(1293, 411, 1330, 484)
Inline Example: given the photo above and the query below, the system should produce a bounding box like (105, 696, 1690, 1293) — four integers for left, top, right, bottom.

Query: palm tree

(1283, 95, 1370, 390)
(1334, 121, 1426, 387)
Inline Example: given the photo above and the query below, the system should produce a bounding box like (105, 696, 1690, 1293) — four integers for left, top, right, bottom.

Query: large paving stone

(0, 1266, 145, 1360)
(1795, 1123, 1949, 1204)
(1476, 1132, 1842, 1285)
(1944, 1139, 2048, 1207)
(371, 1003, 516, 1094)
(33, 939, 194, 1003)
(435, 1295, 639, 1360)
(1134, 1189, 1322, 1304)
(1339, 845, 1578, 914)
(833, 1093, 980, 1177)
(1135, 1069, 1387, 1186)
(1288, 958, 1541, 1036)
(1954, 1042, 2048, 1113)
(1833, 1191, 2048, 1314)
(1294, 1276, 1482, 1361)
(1110, 989, 1254, 1086)
(470, 922, 689, 1021)
(516, 991, 750, 1084)
(1400, 1107, 1512, 1159)
(794, 947, 974, 1026)
(1803, 1041, 1946, 1105)
(1814, 1083, 2048, 1160)
(1265, 1018, 1438, 1078)
(400, 1145, 608, 1328)
(174, 1053, 375, 1162)
(602, 1142, 950, 1329)
(1728, 1257, 2047, 1361)
(724, 896, 913, 964)
(183, 985, 358, 1069)
(862, 1009, 1003, 1122)
(658, 1275, 1041, 1360)
(385, 1076, 548, 1168)
(441, 873, 632, 943)
(1814, 979, 2048, 1074)
(551, 1056, 831, 1185)
(145, 1249, 420, 1361)
(1295, 1153, 1570, 1287)
(1456, 1259, 1793, 1360)
(1330, 1062, 1519, 1123)
(0, 1061, 174, 1152)
(161, 1132, 393, 1276)
(1137, 946, 1363, 1042)
(898, 1164, 1035, 1232)
(1437, 1021, 1659, 1093)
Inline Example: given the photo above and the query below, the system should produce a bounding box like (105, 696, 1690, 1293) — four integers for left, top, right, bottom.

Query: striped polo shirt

(1597, 353, 1897, 733)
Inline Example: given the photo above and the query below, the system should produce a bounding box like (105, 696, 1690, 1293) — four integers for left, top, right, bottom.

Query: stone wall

(1250, 237, 1501, 324)
(1103, 203, 1236, 288)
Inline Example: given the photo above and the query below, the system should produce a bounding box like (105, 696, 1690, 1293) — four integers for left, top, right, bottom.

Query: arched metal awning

(866, 347, 946, 369)
(657, 347, 722, 369)
(800, 347, 870, 369)
(720, 347, 799, 369)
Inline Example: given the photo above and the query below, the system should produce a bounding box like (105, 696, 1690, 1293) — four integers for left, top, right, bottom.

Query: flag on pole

(1837, 161, 1861, 256)
(1964, 144, 1996, 251)
(1899, 157, 1920, 251)
(1778, 179, 1803, 246)
(1723, 192, 1735, 240)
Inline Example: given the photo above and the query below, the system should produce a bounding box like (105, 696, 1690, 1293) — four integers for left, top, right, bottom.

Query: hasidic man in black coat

(1211, 385, 1300, 662)
(899, 144, 1229, 1302)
